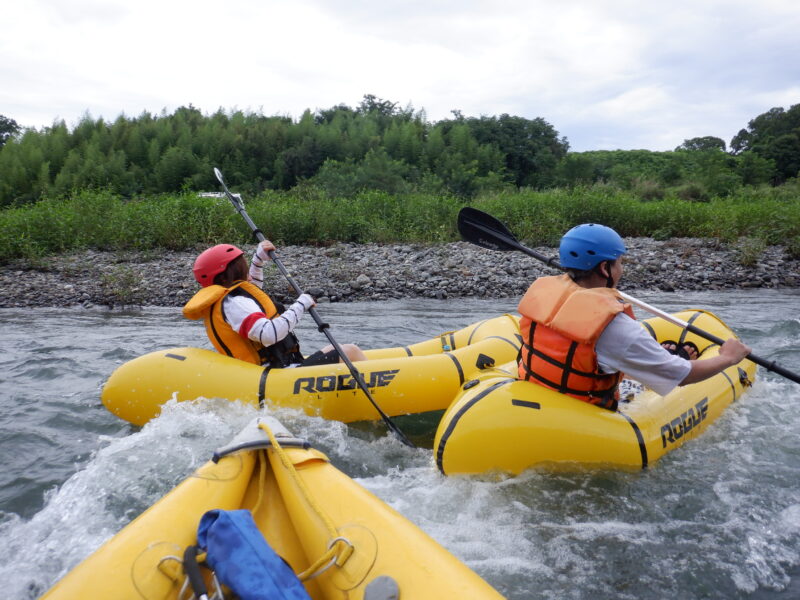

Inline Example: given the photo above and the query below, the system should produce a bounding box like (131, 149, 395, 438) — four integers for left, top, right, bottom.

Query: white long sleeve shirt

(221, 244, 313, 347)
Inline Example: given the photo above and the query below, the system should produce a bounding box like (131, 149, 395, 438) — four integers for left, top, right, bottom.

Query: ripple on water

(1, 298, 800, 600)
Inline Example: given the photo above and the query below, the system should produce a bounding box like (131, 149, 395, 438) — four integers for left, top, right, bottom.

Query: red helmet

(193, 244, 244, 287)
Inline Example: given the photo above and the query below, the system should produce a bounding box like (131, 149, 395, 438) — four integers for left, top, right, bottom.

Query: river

(1, 291, 799, 599)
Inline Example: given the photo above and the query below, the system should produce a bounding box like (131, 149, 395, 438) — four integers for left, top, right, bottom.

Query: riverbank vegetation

(1, 97, 798, 263)
(2, 184, 798, 263)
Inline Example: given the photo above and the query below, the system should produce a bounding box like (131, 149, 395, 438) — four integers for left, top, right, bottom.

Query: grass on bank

(1, 184, 799, 264)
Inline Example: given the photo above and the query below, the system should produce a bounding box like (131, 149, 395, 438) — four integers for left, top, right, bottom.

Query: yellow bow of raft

(42, 416, 504, 599)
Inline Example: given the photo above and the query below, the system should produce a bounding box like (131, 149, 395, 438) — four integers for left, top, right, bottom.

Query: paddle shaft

(213, 169, 415, 446)
(458, 207, 800, 385)
(617, 291, 800, 384)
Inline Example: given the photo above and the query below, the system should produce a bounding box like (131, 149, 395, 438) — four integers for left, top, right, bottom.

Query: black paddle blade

(457, 206, 563, 270)
(457, 207, 521, 252)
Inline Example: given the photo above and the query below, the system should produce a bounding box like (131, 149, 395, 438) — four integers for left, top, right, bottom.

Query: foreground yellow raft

(103, 315, 521, 426)
(434, 310, 756, 476)
(43, 417, 502, 599)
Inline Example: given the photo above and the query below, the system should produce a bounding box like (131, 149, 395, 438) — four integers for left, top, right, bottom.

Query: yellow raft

(434, 310, 757, 476)
(42, 417, 503, 599)
(103, 315, 521, 426)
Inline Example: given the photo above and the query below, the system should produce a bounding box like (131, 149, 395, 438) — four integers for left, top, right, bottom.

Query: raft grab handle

(212, 437, 310, 463)
(212, 417, 310, 463)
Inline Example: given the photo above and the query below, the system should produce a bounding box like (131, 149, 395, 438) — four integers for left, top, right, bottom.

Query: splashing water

(1, 291, 799, 599)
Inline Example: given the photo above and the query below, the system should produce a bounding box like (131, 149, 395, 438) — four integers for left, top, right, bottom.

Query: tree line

(0, 96, 798, 208)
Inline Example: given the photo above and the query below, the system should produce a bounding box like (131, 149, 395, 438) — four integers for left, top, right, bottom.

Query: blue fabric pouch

(197, 509, 311, 600)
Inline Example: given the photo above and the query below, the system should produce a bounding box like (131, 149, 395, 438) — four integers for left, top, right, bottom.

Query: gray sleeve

(596, 313, 692, 396)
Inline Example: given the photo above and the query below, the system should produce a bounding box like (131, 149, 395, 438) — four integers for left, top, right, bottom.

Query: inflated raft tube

(102, 314, 521, 426)
(42, 417, 504, 599)
(434, 310, 757, 476)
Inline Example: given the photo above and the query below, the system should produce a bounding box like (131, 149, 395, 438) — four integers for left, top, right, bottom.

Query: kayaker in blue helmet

(517, 223, 751, 410)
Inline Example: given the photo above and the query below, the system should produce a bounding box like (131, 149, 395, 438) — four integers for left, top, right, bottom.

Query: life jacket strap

(520, 341, 616, 380)
(519, 322, 619, 411)
(226, 289, 305, 368)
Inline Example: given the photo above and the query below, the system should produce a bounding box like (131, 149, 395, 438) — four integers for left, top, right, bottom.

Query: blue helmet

(559, 223, 627, 270)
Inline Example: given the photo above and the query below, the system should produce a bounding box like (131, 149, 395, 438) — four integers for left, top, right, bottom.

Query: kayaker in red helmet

(517, 223, 751, 410)
(184, 240, 366, 367)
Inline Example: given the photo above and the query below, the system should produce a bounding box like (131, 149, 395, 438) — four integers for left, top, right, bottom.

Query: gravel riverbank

(1, 238, 798, 309)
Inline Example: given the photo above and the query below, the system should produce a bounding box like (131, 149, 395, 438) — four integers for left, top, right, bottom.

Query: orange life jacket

(183, 281, 302, 366)
(517, 274, 635, 411)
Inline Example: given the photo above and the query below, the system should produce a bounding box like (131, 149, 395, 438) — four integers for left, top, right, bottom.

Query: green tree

(358, 94, 399, 117)
(424, 126, 446, 166)
(736, 151, 776, 186)
(464, 114, 568, 187)
(658, 161, 684, 186)
(356, 148, 411, 194)
(730, 104, 800, 182)
(155, 146, 199, 191)
(729, 128, 750, 155)
(694, 151, 741, 197)
(0, 99, 578, 203)
(556, 154, 596, 187)
(675, 136, 726, 152)
(273, 137, 324, 189)
(0, 115, 20, 148)
(765, 133, 800, 182)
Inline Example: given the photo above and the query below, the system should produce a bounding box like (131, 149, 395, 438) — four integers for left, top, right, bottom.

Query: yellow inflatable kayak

(434, 310, 756, 476)
(42, 416, 503, 599)
(103, 314, 521, 426)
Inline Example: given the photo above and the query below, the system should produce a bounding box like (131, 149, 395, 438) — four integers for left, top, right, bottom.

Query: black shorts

(301, 348, 340, 367)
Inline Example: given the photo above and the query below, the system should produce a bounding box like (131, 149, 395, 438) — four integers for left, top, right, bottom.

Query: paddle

(457, 206, 800, 386)
(213, 168, 416, 447)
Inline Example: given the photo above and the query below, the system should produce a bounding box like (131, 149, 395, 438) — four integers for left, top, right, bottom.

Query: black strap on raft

(183, 545, 211, 600)
(661, 340, 700, 361)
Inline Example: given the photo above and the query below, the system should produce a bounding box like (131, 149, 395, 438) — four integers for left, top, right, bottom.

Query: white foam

(1, 398, 258, 598)
(5, 321, 800, 600)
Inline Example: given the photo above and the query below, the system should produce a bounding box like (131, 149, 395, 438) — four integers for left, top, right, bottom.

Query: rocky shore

(1, 238, 798, 309)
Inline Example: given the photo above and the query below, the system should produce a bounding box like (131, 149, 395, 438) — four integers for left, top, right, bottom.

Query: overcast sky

(3, 0, 799, 152)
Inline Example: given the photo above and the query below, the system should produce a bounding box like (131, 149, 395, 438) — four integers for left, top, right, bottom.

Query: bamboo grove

(1, 97, 798, 208)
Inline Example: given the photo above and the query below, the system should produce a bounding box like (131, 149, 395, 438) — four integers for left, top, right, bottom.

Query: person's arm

(597, 314, 691, 396)
(679, 338, 751, 385)
(237, 294, 315, 347)
(598, 314, 752, 395)
(248, 240, 276, 290)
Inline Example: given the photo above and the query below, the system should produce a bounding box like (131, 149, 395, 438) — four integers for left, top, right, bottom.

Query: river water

(1, 291, 799, 599)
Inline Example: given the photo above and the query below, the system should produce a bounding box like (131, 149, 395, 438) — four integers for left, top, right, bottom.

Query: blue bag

(197, 509, 311, 600)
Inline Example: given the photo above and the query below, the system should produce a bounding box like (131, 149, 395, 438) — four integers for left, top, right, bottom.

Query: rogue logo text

(660, 397, 709, 448)
(293, 369, 400, 394)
